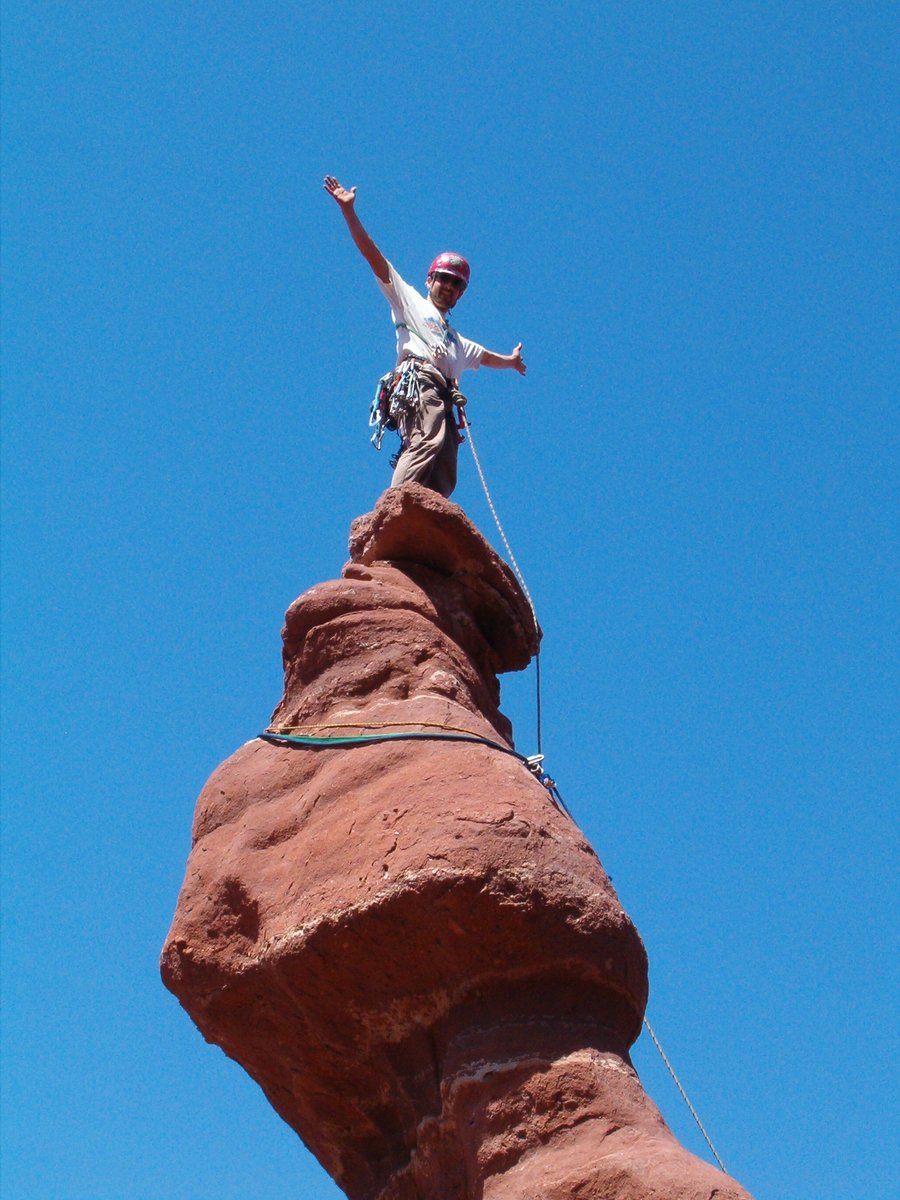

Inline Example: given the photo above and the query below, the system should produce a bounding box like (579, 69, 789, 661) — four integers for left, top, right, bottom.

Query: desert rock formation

(161, 483, 753, 1199)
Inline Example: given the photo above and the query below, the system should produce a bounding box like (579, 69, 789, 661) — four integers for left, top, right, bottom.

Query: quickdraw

(369, 360, 422, 451)
(451, 390, 468, 444)
(370, 360, 469, 454)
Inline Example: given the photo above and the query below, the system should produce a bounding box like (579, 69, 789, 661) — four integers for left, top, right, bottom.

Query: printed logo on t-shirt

(424, 316, 459, 350)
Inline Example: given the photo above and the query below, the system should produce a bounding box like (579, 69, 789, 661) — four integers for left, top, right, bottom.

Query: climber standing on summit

(324, 175, 527, 499)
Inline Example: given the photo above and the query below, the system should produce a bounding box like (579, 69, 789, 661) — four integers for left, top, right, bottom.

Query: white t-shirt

(377, 262, 485, 381)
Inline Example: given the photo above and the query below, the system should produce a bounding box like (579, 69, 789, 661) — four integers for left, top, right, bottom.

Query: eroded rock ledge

(161, 484, 753, 1200)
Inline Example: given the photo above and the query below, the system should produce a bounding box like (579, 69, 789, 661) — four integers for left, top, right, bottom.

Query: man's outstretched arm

(481, 344, 527, 376)
(323, 176, 390, 284)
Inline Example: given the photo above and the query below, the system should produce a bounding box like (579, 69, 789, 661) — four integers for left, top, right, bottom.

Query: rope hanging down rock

(460, 411, 543, 755)
(460, 415, 731, 1176)
(642, 1016, 729, 1173)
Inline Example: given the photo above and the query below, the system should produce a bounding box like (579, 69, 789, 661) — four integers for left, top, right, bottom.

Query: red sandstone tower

(161, 484, 753, 1200)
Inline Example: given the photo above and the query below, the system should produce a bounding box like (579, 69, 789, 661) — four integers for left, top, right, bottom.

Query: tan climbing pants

(390, 363, 459, 499)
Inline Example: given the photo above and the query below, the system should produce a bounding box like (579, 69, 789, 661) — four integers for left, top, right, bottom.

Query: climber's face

(427, 272, 466, 312)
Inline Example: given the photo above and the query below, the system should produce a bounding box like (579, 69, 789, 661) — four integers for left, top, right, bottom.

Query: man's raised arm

(323, 176, 390, 284)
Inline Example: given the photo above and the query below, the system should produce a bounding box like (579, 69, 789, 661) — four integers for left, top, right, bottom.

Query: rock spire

(161, 483, 753, 1200)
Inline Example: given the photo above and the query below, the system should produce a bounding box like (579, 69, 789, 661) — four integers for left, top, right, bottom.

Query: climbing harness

(370, 357, 467, 474)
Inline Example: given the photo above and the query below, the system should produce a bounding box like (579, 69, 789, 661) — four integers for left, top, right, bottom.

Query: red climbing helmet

(428, 252, 470, 289)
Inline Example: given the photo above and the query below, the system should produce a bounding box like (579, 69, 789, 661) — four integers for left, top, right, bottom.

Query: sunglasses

(432, 272, 465, 289)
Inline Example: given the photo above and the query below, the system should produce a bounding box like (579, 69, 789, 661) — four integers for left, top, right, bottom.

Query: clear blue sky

(2, 4, 897, 1198)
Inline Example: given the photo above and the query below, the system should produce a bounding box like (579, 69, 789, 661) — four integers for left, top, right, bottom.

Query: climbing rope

(462, 417, 729, 1171)
(461, 412, 538, 624)
(259, 727, 572, 818)
(460, 411, 543, 754)
(268, 718, 494, 738)
(464, 413, 732, 1170)
(642, 1015, 729, 1173)
(262, 726, 526, 760)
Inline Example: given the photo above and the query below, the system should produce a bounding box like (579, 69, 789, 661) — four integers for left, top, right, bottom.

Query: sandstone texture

(161, 483, 753, 1199)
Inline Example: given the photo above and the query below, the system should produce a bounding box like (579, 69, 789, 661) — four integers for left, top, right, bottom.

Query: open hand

(323, 175, 357, 208)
